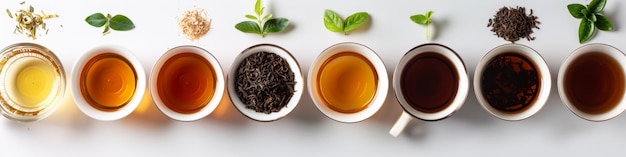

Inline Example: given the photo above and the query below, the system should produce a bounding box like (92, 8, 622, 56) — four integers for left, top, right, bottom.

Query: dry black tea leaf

(487, 6, 540, 42)
(235, 51, 296, 114)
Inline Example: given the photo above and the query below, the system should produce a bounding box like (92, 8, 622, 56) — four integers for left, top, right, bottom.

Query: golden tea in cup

(308, 42, 388, 123)
(317, 51, 378, 113)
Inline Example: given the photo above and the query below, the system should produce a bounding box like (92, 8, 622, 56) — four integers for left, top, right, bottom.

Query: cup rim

(393, 43, 469, 121)
(0, 42, 66, 122)
(227, 43, 304, 122)
(473, 43, 551, 121)
(150, 45, 225, 122)
(557, 43, 626, 121)
(307, 42, 389, 123)
(71, 45, 146, 121)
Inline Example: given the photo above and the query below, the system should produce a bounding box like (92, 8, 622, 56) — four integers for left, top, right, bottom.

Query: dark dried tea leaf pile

(481, 54, 540, 112)
(235, 51, 296, 114)
(488, 6, 540, 42)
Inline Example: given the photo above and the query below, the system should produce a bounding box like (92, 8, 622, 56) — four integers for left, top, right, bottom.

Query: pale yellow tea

(0, 43, 65, 121)
(5, 57, 57, 107)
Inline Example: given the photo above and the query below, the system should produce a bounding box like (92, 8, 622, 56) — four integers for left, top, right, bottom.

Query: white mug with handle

(389, 43, 469, 137)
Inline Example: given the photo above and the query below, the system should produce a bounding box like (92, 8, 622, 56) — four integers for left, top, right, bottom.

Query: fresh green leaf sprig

(235, 0, 289, 37)
(567, 0, 613, 43)
(85, 13, 135, 35)
(410, 11, 434, 40)
(323, 9, 369, 35)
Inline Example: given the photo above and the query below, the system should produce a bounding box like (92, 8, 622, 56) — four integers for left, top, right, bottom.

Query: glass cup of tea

(228, 44, 304, 122)
(151, 45, 225, 121)
(71, 45, 146, 121)
(308, 42, 388, 123)
(389, 43, 469, 137)
(474, 43, 551, 121)
(558, 43, 626, 121)
(0, 43, 66, 122)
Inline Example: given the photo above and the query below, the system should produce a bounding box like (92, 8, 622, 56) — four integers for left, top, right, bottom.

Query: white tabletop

(1, 0, 625, 156)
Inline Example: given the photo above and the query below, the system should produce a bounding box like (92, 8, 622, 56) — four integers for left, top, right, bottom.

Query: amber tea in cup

(80, 53, 137, 111)
(72, 46, 146, 121)
(558, 44, 626, 121)
(151, 45, 224, 121)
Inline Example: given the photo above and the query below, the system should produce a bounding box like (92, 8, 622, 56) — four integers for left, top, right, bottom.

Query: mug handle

(389, 111, 412, 137)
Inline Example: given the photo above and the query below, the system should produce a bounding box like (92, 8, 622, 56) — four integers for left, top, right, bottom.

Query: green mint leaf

(263, 18, 289, 34)
(425, 11, 433, 18)
(567, 4, 586, 18)
(579, 19, 595, 43)
(235, 21, 262, 34)
(588, 0, 606, 13)
(109, 15, 135, 31)
(85, 13, 107, 27)
(586, 12, 597, 22)
(245, 14, 257, 20)
(262, 14, 272, 20)
(343, 12, 368, 32)
(324, 9, 344, 33)
(254, 0, 262, 16)
(410, 14, 428, 24)
(594, 13, 613, 31)
(581, 8, 590, 16)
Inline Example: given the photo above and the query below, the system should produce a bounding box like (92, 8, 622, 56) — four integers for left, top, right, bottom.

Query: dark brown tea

(480, 53, 540, 113)
(401, 52, 458, 113)
(564, 52, 624, 115)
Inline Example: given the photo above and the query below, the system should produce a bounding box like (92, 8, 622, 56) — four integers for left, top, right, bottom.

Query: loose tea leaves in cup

(481, 53, 540, 112)
(235, 51, 296, 114)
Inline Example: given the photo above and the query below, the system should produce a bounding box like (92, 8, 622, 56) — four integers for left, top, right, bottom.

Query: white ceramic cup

(228, 44, 304, 122)
(151, 45, 225, 121)
(307, 42, 388, 123)
(474, 43, 551, 121)
(389, 43, 469, 137)
(558, 43, 626, 121)
(72, 45, 146, 121)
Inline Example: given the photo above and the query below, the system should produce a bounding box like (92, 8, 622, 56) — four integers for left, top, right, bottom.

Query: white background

(1, 0, 625, 156)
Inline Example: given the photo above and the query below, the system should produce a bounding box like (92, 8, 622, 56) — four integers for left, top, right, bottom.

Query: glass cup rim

(227, 43, 304, 122)
(71, 45, 146, 121)
(473, 43, 552, 121)
(307, 42, 389, 123)
(392, 43, 469, 121)
(150, 45, 225, 122)
(557, 43, 626, 121)
(0, 42, 66, 122)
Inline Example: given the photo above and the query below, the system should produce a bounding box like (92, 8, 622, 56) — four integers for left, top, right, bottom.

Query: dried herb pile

(235, 51, 296, 114)
(179, 8, 211, 40)
(6, 4, 58, 39)
(488, 6, 540, 42)
(481, 54, 539, 112)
